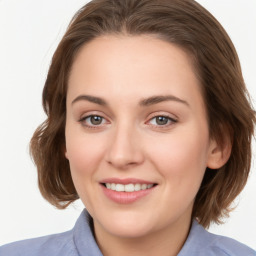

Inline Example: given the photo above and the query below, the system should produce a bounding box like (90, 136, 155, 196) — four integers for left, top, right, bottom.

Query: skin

(65, 35, 229, 256)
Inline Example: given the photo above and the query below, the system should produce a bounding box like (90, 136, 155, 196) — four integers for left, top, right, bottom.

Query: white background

(0, 0, 255, 250)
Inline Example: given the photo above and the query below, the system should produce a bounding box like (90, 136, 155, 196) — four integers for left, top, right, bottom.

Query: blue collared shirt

(0, 209, 255, 256)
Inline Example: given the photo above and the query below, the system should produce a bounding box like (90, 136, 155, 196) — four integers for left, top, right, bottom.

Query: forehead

(67, 35, 203, 109)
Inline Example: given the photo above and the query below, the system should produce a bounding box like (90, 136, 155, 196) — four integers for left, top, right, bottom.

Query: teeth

(147, 184, 153, 189)
(115, 184, 124, 192)
(141, 184, 147, 190)
(134, 184, 141, 191)
(125, 184, 134, 192)
(105, 183, 154, 192)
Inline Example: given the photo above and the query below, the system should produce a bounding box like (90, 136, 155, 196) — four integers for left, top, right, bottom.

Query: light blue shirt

(0, 209, 255, 256)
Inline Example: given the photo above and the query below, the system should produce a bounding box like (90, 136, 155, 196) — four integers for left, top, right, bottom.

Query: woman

(1, 0, 255, 255)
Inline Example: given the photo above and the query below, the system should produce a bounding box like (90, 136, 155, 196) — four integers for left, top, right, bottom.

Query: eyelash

(78, 114, 177, 129)
(78, 115, 109, 129)
(147, 115, 177, 128)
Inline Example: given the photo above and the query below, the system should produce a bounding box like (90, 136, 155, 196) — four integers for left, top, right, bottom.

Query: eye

(148, 115, 177, 126)
(79, 115, 108, 127)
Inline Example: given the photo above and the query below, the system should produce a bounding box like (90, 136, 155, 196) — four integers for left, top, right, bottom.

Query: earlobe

(65, 149, 69, 160)
(207, 137, 232, 169)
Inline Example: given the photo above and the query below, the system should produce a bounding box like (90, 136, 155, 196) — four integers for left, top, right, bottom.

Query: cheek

(65, 130, 105, 179)
(65, 131, 107, 209)
(147, 126, 209, 190)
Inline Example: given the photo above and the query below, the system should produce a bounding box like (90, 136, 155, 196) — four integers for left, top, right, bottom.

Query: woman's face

(65, 35, 218, 239)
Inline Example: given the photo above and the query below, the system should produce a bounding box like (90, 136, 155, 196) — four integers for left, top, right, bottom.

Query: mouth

(99, 178, 158, 203)
(101, 183, 157, 192)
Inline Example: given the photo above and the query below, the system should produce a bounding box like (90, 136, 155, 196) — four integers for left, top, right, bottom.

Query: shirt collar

(73, 209, 103, 256)
(178, 219, 214, 255)
(73, 209, 209, 256)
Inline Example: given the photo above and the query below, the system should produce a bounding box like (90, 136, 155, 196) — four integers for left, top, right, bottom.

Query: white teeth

(141, 184, 147, 190)
(105, 183, 154, 192)
(115, 184, 125, 192)
(147, 184, 153, 189)
(125, 184, 134, 192)
(134, 184, 141, 191)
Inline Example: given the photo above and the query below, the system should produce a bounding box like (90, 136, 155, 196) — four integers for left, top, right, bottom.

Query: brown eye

(148, 115, 177, 127)
(155, 116, 169, 125)
(79, 115, 107, 127)
(90, 116, 103, 125)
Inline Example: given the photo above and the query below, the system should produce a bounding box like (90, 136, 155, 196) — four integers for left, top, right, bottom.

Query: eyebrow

(72, 95, 107, 106)
(71, 94, 189, 107)
(139, 95, 189, 107)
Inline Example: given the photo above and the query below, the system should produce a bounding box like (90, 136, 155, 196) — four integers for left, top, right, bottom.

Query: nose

(105, 124, 144, 169)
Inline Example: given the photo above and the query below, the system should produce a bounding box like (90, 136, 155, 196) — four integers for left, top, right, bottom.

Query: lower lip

(101, 185, 156, 204)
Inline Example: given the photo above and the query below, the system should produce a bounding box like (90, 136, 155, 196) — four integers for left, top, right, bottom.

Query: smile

(104, 183, 154, 192)
(100, 179, 158, 204)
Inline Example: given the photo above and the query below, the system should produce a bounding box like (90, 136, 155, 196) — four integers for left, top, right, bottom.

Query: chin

(106, 221, 154, 238)
(94, 210, 161, 239)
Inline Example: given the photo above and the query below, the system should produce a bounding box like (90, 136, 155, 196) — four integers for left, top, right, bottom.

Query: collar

(72, 209, 204, 256)
(73, 209, 103, 256)
(72, 209, 254, 256)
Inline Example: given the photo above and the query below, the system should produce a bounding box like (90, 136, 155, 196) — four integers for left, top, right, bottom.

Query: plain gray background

(0, 0, 255, 249)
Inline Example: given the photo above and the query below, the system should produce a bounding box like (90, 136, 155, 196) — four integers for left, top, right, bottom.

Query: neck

(93, 214, 192, 256)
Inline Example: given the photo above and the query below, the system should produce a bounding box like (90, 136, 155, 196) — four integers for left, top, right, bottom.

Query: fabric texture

(0, 209, 255, 256)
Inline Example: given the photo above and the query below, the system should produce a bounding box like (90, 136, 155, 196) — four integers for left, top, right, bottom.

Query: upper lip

(100, 178, 157, 185)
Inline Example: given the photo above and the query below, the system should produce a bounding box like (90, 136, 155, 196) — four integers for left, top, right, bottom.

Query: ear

(65, 150, 69, 160)
(63, 144, 69, 160)
(207, 135, 232, 169)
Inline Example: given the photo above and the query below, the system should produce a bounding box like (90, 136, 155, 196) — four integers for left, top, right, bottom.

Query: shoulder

(179, 220, 256, 256)
(207, 234, 256, 256)
(0, 230, 78, 256)
(0, 209, 102, 256)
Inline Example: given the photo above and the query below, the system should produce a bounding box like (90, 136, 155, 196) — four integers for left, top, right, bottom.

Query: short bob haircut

(30, 0, 255, 228)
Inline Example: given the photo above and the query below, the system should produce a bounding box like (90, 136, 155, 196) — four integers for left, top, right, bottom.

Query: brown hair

(30, 0, 255, 228)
